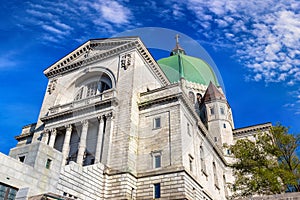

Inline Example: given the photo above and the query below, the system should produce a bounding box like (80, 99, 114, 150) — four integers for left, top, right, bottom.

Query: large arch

(55, 66, 116, 105)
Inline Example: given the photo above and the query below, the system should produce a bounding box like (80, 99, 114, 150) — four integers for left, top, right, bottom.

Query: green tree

(229, 124, 300, 197)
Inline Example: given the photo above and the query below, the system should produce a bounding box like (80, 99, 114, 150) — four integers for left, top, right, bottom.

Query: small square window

(46, 158, 52, 169)
(19, 156, 25, 163)
(154, 155, 161, 168)
(153, 117, 161, 129)
(154, 183, 161, 198)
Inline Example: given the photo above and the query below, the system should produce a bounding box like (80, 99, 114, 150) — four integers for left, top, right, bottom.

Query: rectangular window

(210, 107, 215, 115)
(86, 82, 98, 97)
(74, 87, 83, 101)
(154, 183, 161, 198)
(220, 107, 225, 115)
(18, 156, 25, 163)
(213, 162, 219, 188)
(223, 123, 226, 128)
(153, 117, 161, 129)
(189, 155, 193, 172)
(154, 155, 161, 168)
(46, 158, 52, 169)
(227, 149, 231, 155)
(200, 146, 206, 174)
(214, 137, 218, 142)
(0, 183, 18, 200)
(187, 123, 191, 136)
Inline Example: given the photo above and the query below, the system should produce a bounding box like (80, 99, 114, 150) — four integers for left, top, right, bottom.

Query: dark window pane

(155, 155, 161, 168)
(154, 183, 160, 198)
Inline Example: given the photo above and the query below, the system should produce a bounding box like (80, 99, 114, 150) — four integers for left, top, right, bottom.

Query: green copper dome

(158, 54, 219, 86)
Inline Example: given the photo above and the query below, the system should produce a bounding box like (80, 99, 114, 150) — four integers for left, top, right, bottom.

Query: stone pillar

(77, 120, 89, 165)
(48, 129, 57, 148)
(42, 130, 50, 144)
(62, 124, 72, 166)
(95, 115, 105, 163)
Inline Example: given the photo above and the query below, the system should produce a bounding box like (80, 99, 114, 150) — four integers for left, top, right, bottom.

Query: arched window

(188, 91, 195, 104)
(74, 74, 112, 101)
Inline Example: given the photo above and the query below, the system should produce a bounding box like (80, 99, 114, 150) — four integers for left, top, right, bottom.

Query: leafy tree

(229, 124, 300, 197)
(270, 125, 300, 192)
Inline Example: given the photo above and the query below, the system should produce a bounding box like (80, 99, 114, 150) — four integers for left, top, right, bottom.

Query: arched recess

(56, 66, 116, 105)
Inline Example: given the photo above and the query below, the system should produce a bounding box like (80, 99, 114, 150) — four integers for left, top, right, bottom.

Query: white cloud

(42, 25, 66, 35)
(26, 9, 54, 19)
(22, 0, 134, 44)
(53, 20, 73, 31)
(180, 0, 300, 85)
(93, 0, 132, 24)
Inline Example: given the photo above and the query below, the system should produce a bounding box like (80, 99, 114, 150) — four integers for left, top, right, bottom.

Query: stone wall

(0, 142, 62, 199)
(56, 162, 106, 199)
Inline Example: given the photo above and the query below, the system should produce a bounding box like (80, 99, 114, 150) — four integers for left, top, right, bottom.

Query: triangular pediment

(43, 37, 170, 86)
(44, 37, 139, 77)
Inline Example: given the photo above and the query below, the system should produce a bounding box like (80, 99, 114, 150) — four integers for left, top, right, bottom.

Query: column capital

(43, 129, 50, 135)
(97, 115, 106, 122)
(50, 128, 57, 135)
(65, 124, 73, 132)
(81, 120, 89, 127)
(105, 112, 114, 119)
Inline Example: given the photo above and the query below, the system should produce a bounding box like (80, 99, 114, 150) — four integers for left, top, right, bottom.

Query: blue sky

(0, 0, 300, 154)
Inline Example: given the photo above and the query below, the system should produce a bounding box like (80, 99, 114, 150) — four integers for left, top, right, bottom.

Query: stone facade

(0, 37, 275, 200)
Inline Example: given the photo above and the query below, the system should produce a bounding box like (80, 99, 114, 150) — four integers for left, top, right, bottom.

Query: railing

(48, 89, 116, 115)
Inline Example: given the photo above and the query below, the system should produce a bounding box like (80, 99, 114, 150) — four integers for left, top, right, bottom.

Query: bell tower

(200, 82, 234, 154)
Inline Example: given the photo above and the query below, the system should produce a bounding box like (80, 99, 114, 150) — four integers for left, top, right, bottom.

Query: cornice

(15, 132, 33, 140)
(233, 122, 272, 137)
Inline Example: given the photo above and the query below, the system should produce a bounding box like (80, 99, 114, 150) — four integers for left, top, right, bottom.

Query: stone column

(42, 130, 50, 144)
(95, 115, 105, 163)
(77, 120, 89, 165)
(61, 124, 72, 166)
(48, 129, 57, 148)
(106, 112, 114, 165)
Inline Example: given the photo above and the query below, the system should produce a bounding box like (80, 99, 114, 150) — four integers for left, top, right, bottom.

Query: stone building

(0, 36, 271, 200)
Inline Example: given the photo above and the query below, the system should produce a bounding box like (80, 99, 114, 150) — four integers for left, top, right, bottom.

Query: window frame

(74, 76, 112, 101)
(187, 123, 191, 136)
(153, 117, 161, 129)
(210, 107, 215, 115)
(189, 154, 194, 172)
(153, 183, 161, 198)
(220, 107, 225, 115)
(213, 161, 219, 189)
(46, 158, 52, 169)
(152, 151, 162, 169)
(200, 145, 207, 175)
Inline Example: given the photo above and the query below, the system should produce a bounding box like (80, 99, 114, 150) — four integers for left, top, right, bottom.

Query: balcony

(41, 89, 117, 122)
